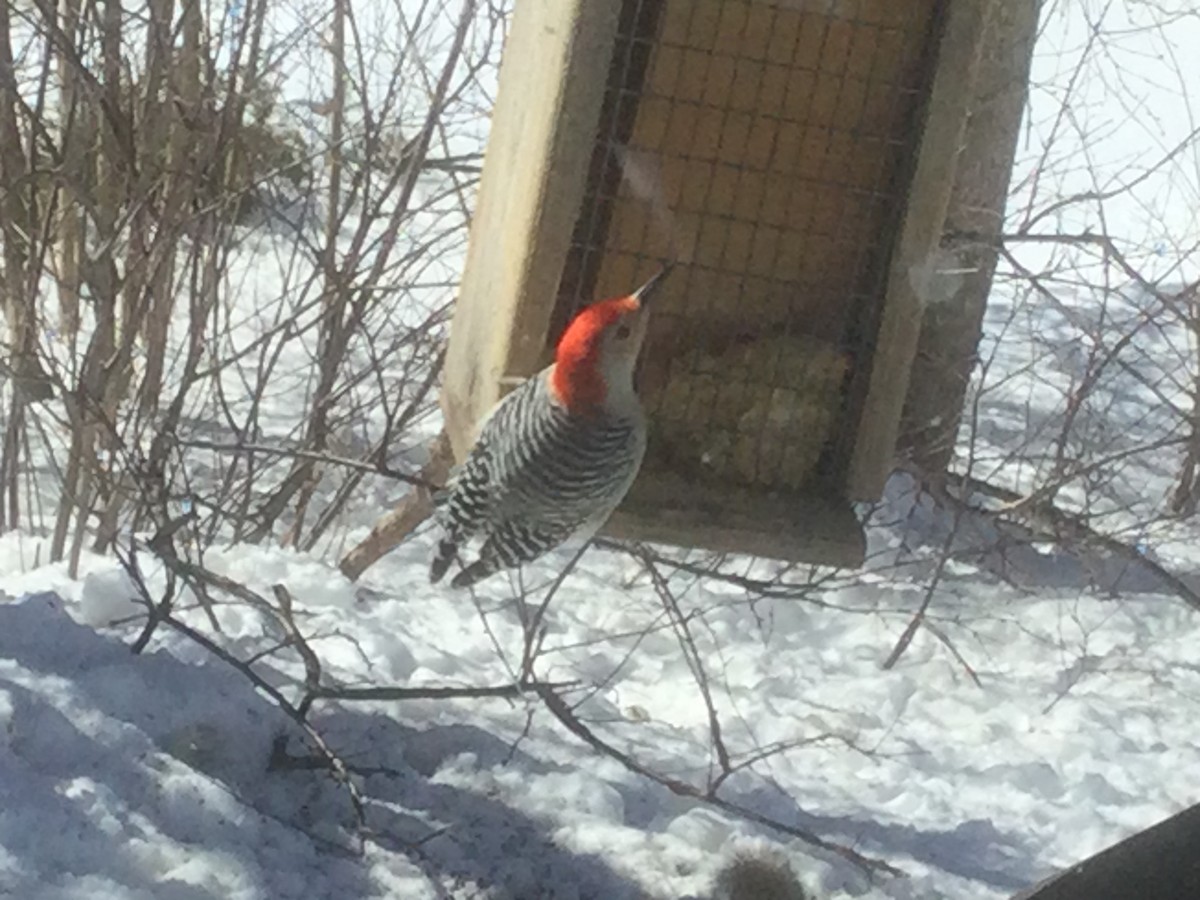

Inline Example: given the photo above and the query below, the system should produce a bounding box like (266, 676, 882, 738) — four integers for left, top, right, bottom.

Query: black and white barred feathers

(429, 368, 646, 589)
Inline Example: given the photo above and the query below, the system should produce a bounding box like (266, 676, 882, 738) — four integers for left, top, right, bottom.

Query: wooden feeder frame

(441, 0, 991, 568)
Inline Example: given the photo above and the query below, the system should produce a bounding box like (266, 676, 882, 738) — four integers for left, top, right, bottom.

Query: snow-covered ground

(3, 476, 1199, 900)
(3, 2, 1200, 899)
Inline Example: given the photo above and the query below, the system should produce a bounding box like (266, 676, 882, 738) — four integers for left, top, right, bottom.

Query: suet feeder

(441, 0, 991, 567)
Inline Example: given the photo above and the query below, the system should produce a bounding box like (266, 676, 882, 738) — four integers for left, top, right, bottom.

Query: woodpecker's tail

(448, 520, 572, 589)
(429, 537, 459, 584)
(448, 536, 510, 588)
(448, 557, 492, 589)
(429, 456, 491, 584)
(449, 551, 513, 589)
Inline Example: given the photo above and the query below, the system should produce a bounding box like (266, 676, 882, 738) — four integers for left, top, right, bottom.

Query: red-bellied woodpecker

(430, 265, 671, 589)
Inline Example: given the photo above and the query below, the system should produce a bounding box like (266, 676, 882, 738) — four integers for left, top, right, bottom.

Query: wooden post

(845, 0, 992, 499)
(899, 0, 1043, 474)
(440, 0, 622, 460)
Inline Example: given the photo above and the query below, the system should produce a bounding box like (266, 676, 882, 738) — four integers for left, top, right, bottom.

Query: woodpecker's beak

(632, 264, 672, 308)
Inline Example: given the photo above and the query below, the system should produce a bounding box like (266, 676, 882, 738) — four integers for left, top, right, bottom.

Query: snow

(2, 2, 1200, 899)
(4, 501, 1200, 899)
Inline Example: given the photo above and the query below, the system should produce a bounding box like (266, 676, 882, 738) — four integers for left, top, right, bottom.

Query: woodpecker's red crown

(550, 267, 669, 412)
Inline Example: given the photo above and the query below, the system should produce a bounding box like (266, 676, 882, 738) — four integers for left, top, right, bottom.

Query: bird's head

(550, 265, 671, 413)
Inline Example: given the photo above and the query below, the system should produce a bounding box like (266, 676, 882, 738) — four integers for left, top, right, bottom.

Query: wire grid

(557, 0, 941, 494)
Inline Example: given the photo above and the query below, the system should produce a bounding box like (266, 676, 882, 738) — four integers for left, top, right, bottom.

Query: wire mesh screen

(557, 0, 941, 496)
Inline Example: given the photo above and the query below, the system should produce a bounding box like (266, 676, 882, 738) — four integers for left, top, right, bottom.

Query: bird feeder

(441, 0, 991, 567)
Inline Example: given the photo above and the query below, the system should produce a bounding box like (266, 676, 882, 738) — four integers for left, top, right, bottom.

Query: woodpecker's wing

(450, 518, 575, 589)
(429, 372, 550, 583)
(436, 371, 548, 503)
(430, 440, 497, 583)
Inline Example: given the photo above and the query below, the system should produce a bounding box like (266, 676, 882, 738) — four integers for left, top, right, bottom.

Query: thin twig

(519, 541, 592, 681)
(638, 549, 733, 781)
(310, 681, 578, 702)
(177, 437, 442, 489)
(535, 685, 904, 878)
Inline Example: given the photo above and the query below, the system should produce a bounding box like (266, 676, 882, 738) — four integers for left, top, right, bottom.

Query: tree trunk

(55, 0, 85, 342)
(898, 0, 1042, 473)
(135, 0, 184, 421)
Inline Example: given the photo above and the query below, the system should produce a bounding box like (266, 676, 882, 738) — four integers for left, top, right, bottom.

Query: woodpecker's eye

(616, 324, 632, 340)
